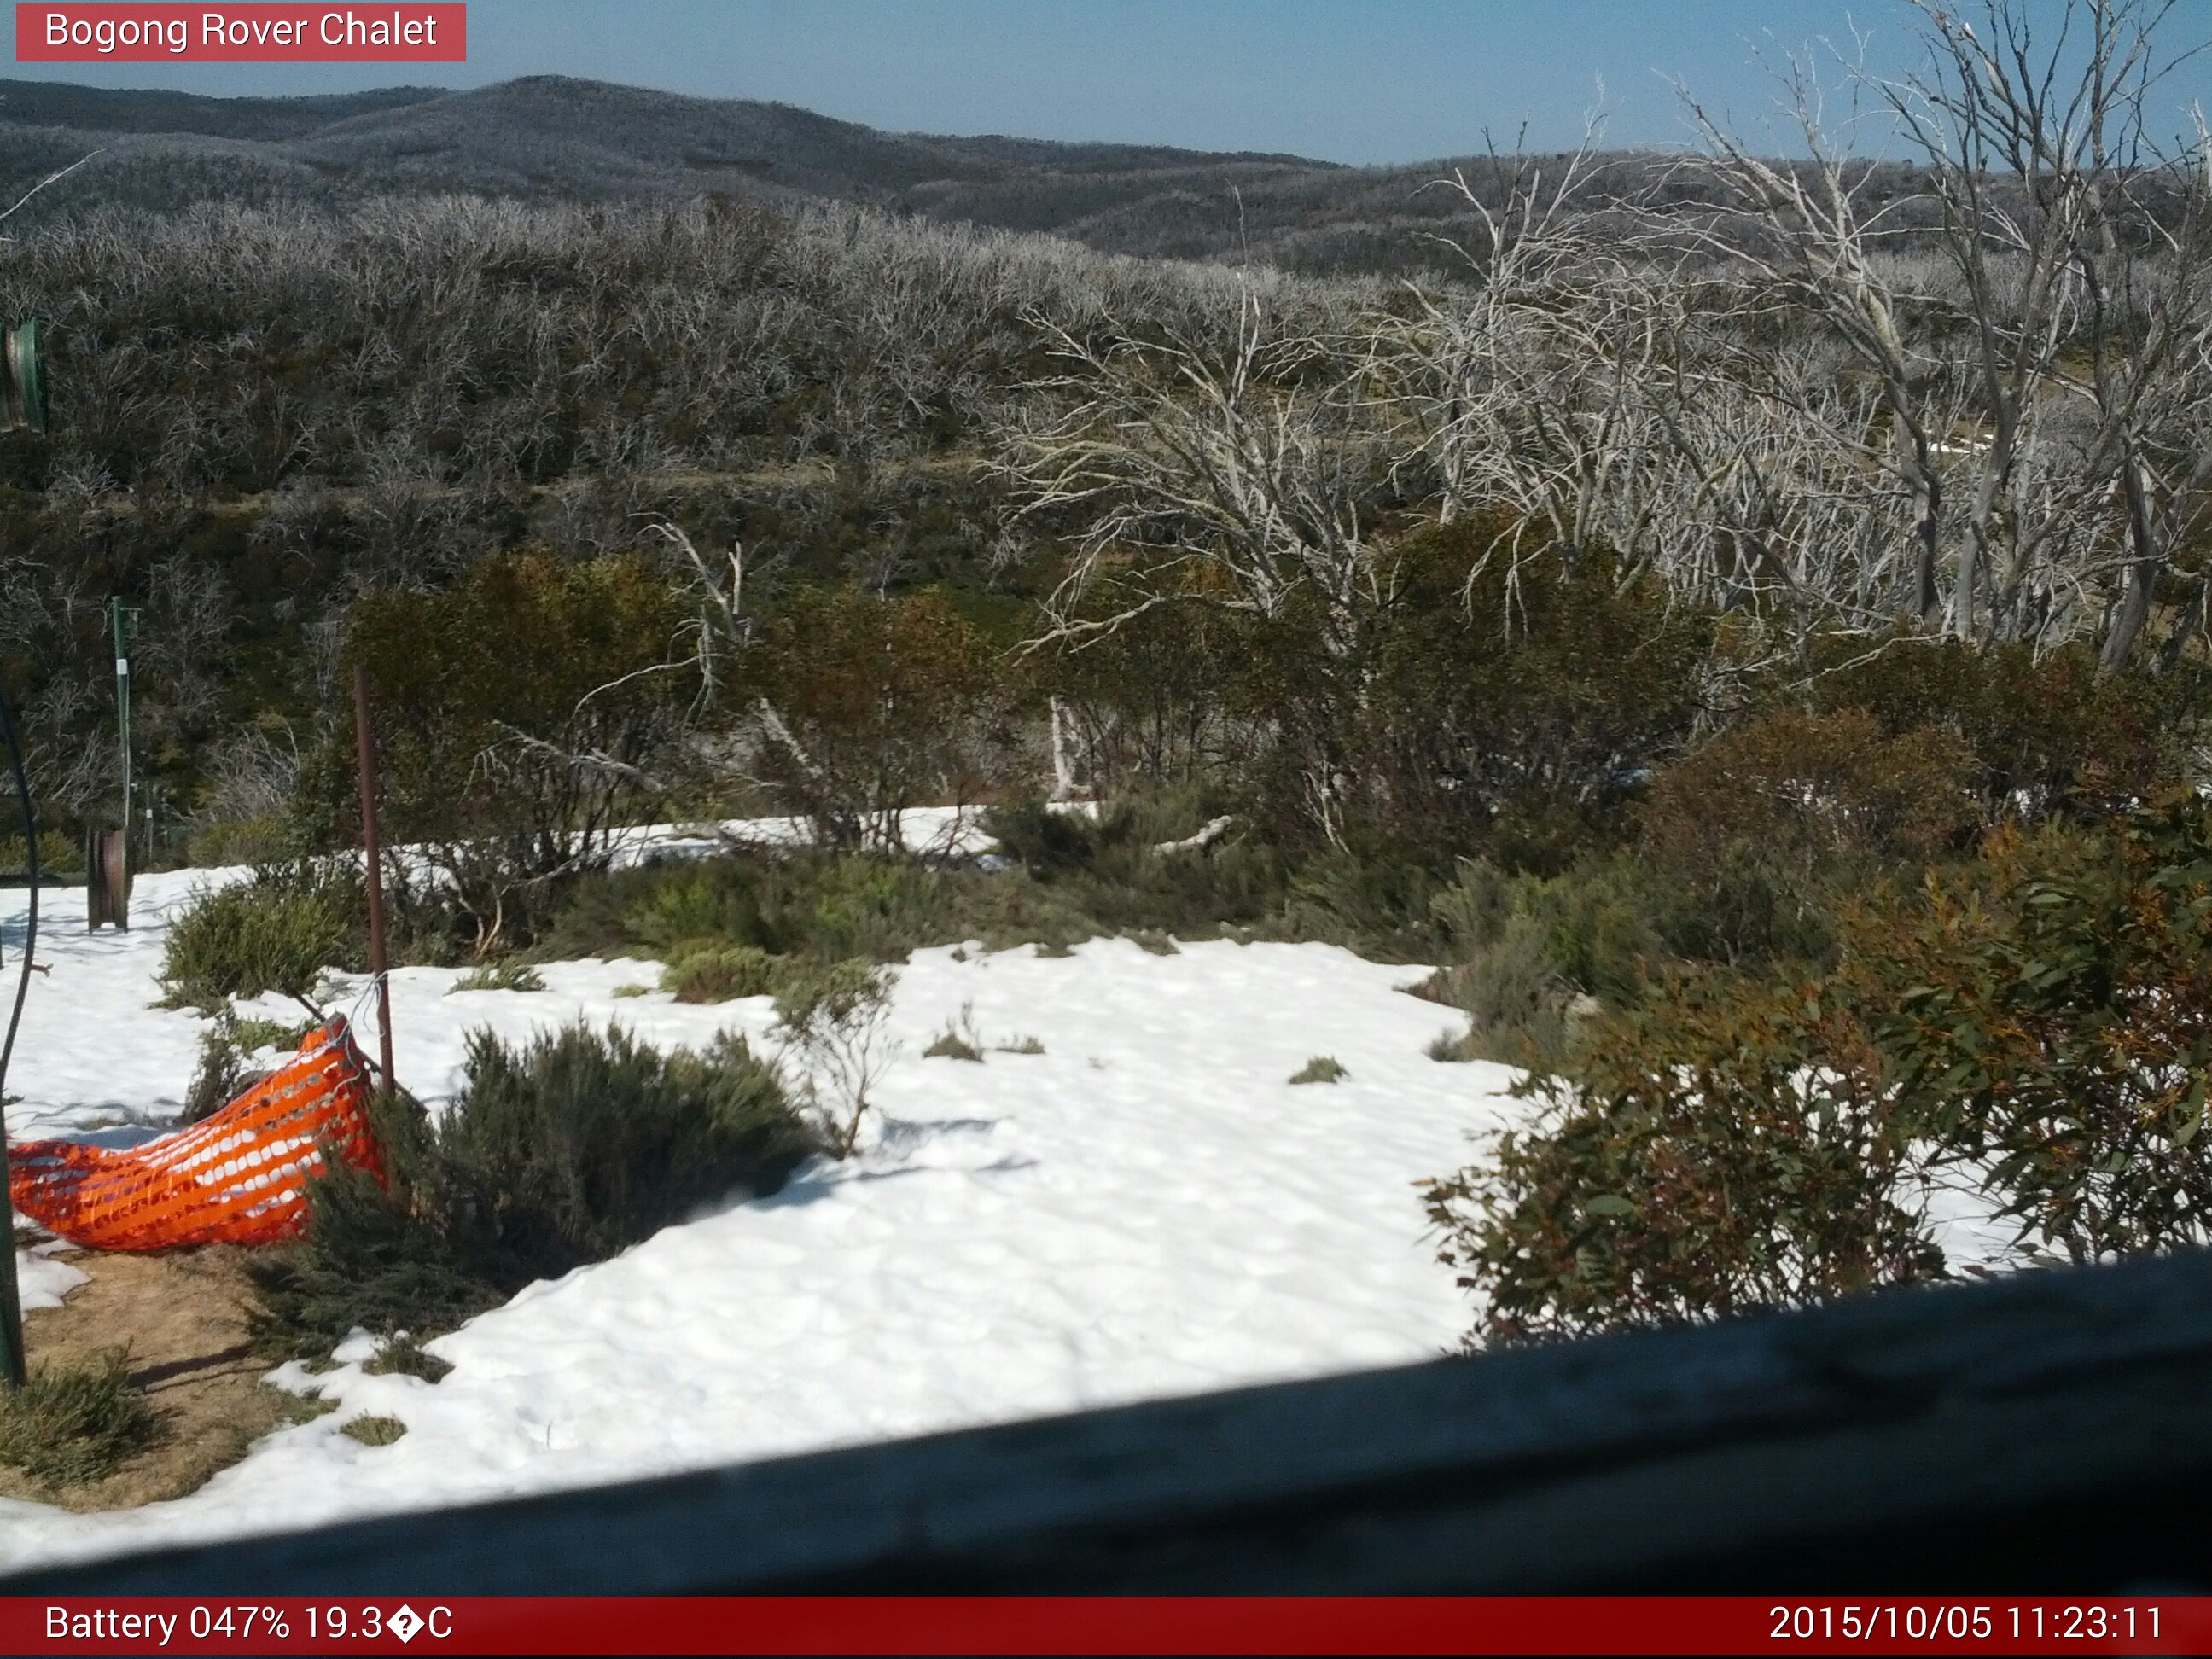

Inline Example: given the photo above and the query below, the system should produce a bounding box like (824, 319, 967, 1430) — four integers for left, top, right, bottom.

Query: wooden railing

(13, 1247, 2212, 1592)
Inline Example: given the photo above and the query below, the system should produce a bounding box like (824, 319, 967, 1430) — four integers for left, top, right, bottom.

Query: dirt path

(0, 1246, 289, 1512)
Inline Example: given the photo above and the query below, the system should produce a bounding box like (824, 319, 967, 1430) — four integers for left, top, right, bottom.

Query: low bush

(447, 962, 547, 994)
(1807, 635, 2194, 824)
(660, 940, 783, 1003)
(1419, 858, 1665, 1073)
(1421, 969, 1944, 1346)
(774, 961, 899, 1157)
(1870, 796, 2212, 1264)
(363, 1336, 451, 1383)
(1424, 793, 2212, 1344)
(183, 815, 293, 870)
(540, 818, 1287, 970)
(923, 1006, 985, 1062)
(1644, 708, 1976, 873)
(251, 1027, 818, 1358)
(622, 867, 765, 955)
(1279, 853, 1445, 963)
(981, 797, 1105, 878)
(181, 1011, 310, 1123)
(0, 1353, 166, 1487)
(160, 861, 366, 1011)
(0, 830, 83, 876)
(1639, 707, 1977, 967)
(1289, 1056, 1347, 1085)
(340, 1414, 407, 1446)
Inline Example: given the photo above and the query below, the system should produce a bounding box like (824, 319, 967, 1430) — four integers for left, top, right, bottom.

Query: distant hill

(0, 73, 1568, 275)
(0, 79, 442, 140)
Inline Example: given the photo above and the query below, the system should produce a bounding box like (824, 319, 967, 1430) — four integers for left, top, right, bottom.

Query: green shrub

(1643, 708, 1977, 880)
(748, 583, 1006, 853)
(183, 815, 293, 870)
(661, 942, 783, 1003)
(1301, 523, 1711, 859)
(1422, 969, 1944, 1346)
(232, 1016, 312, 1052)
(341, 1415, 407, 1446)
(1281, 853, 1445, 963)
(1426, 1027, 1472, 1062)
(625, 869, 762, 953)
(799, 857, 960, 962)
(252, 1029, 817, 1358)
(774, 961, 899, 1156)
(923, 1006, 985, 1062)
(249, 1132, 504, 1360)
(1424, 793, 2212, 1344)
(160, 861, 366, 1011)
(0, 830, 83, 876)
(1419, 858, 1664, 1073)
(335, 552, 695, 957)
(363, 1336, 451, 1383)
(434, 1022, 815, 1284)
(0, 1353, 165, 1487)
(181, 1010, 311, 1123)
(1870, 797, 2212, 1264)
(1289, 1056, 1346, 1085)
(982, 797, 1103, 878)
(533, 817, 1301, 974)
(447, 962, 547, 993)
(1638, 707, 1976, 967)
(1807, 635, 2192, 823)
(275, 1387, 338, 1427)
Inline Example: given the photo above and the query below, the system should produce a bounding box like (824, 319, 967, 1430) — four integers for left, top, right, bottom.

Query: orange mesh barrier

(8, 1018, 385, 1251)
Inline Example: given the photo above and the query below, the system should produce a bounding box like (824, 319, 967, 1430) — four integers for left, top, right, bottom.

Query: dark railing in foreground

(12, 1248, 2212, 1594)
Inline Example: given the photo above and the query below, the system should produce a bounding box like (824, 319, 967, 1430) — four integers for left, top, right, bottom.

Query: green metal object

(3, 317, 46, 435)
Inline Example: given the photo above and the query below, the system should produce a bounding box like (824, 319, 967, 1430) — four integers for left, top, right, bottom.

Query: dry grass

(0, 1246, 287, 1511)
(340, 1414, 407, 1446)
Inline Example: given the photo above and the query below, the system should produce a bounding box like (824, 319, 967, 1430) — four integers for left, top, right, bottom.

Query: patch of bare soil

(0, 1245, 288, 1511)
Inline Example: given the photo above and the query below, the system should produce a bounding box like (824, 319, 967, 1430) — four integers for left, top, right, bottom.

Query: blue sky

(11, 1, 2212, 166)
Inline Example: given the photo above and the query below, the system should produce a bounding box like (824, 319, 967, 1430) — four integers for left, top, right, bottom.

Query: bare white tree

(998, 287, 1397, 839)
(1674, 0, 2212, 666)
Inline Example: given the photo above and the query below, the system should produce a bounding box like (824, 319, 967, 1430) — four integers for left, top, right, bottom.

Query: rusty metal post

(352, 662, 395, 1091)
(84, 828, 128, 932)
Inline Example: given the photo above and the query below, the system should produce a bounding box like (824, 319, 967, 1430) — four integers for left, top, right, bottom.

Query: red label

(15, 4, 465, 61)
(0, 1597, 2208, 1656)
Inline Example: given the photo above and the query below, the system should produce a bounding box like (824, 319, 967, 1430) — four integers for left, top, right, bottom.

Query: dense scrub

(251, 1023, 815, 1358)
(1425, 793, 2212, 1345)
(0, 192, 1348, 841)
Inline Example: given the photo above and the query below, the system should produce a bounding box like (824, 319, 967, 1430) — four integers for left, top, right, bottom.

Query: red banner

(15, 4, 465, 62)
(0, 1597, 2208, 1655)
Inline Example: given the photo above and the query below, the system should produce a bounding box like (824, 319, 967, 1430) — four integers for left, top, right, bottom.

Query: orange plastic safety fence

(8, 1018, 385, 1252)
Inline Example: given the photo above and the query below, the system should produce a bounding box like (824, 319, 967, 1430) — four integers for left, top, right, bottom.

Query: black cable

(0, 683, 32, 1115)
(0, 682, 32, 1387)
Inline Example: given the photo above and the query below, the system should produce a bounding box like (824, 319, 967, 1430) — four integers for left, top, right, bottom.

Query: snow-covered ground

(0, 841, 1527, 1569)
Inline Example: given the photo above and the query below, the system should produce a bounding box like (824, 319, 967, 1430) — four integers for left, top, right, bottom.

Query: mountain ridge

(0, 73, 1592, 274)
